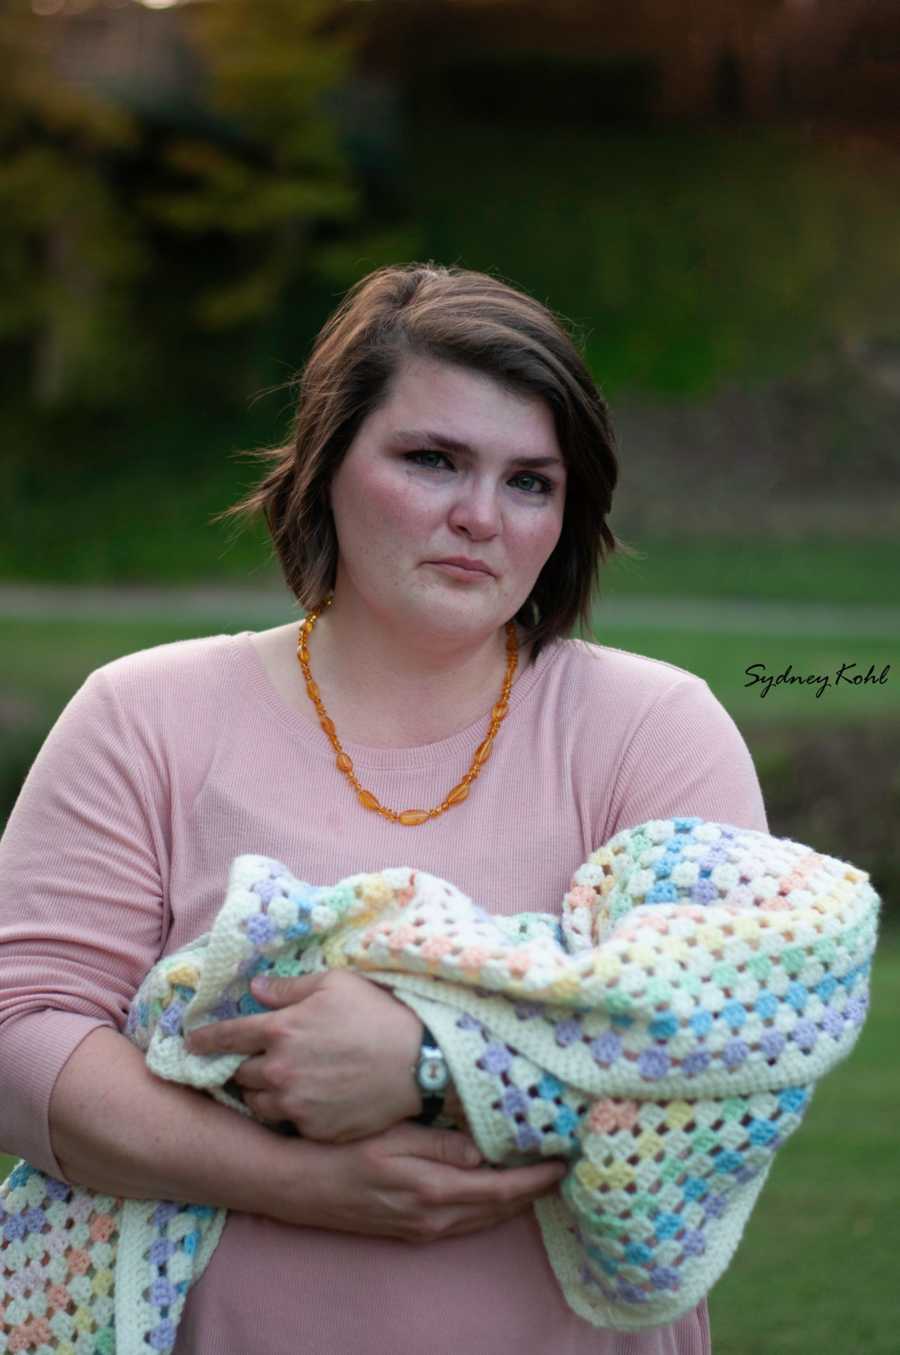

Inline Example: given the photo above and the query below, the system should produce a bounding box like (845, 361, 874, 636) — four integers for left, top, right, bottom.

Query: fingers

(249, 973, 324, 1009)
(231, 1056, 268, 1090)
(185, 1016, 271, 1056)
(384, 1123, 484, 1168)
(436, 1158, 568, 1208)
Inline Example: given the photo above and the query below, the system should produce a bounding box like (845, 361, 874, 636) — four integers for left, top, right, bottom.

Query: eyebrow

(392, 427, 564, 470)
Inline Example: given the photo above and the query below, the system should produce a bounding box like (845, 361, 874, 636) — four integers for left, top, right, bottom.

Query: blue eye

(511, 473, 553, 496)
(406, 449, 452, 471)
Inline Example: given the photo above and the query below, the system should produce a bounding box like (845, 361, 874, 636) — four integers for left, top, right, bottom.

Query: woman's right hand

(280, 1121, 568, 1243)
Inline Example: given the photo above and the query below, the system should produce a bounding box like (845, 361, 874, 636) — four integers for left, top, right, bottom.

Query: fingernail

(251, 975, 270, 991)
(463, 1142, 482, 1166)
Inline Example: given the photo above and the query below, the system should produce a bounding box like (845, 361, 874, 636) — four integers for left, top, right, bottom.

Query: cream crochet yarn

(0, 818, 879, 1353)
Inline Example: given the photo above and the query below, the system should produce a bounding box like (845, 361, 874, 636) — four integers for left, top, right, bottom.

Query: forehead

(372, 356, 563, 463)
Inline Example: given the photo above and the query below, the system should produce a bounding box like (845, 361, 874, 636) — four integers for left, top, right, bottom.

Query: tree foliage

(0, 2, 143, 406)
(0, 0, 375, 407)
(142, 0, 367, 329)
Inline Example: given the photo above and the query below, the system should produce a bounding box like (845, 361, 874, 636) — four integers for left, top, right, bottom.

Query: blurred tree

(0, 2, 143, 407)
(142, 0, 371, 330)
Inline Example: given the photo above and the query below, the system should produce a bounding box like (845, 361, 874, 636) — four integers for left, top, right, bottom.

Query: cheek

(511, 506, 565, 570)
(333, 464, 433, 550)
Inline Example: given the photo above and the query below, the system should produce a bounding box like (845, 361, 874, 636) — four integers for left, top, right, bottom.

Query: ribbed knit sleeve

(0, 669, 170, 1174)
(603, 672, 767, 838)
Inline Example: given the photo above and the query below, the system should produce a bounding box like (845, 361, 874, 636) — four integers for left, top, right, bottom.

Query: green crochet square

(747, 954, 772, 982)
(781, 946, 806, 974)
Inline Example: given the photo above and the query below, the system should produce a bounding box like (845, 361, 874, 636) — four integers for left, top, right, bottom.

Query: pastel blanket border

(0, 818, 879, 1351)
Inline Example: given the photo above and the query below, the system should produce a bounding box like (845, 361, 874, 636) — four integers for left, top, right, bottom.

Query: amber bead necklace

(296, 596, 519, 826)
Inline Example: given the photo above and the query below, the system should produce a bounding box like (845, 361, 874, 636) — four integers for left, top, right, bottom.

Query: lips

(429, 558, 495, 576)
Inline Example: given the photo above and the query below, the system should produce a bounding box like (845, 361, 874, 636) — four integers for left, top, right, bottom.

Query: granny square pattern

(1, 819, 879, 1351)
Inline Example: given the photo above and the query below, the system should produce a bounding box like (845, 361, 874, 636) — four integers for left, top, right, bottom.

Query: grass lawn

(1, 608, 896, 731)
(708, 940, 900, 1355)
(2, 946, 896, 1353)
(604, 538, 900, 610)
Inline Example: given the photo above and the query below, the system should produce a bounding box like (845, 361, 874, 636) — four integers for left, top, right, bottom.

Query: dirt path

(1, 583, 898, 636)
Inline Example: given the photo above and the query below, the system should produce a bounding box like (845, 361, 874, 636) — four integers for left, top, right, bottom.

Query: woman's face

(327, 354, 568, 645)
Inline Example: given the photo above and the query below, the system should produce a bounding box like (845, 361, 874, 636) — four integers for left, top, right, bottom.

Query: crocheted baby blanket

(1, 819, 879, 1353)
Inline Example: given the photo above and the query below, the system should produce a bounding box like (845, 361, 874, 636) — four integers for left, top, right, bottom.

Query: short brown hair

(228, 262, 629, 663)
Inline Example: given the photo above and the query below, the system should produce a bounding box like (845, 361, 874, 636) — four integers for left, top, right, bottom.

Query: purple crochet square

(589, 1032, 622, 1066)
(152, 1201, 181, 1228)
(149, 1320, 177, 1351)
(703, 1193, 727, 1220)
(723, 1039, 749, 1069)
(638, 1048, 670, 1080)
(150, 1277, 179, 1308)
(760, 1031, 786, 1060)
(617, 1281, 648, 1305)
(515, 1123, 542, 1152)
(481, 1043, 512, 1074)
(149, 1238, 177, 1266)
(650, 1265, 680, 1292)
(502, 1087, 529, 1117)
(555, 1018, 582, 1048)
(246, 913, 278, 945)
(159, 1001, 185, 1037)
(792, 1020, 818, 1051)
(691, 880, 719, 905)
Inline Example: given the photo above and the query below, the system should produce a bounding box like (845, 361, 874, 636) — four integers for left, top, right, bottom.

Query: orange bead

(298, 611, 517, 825)
(474, 735, 494, 766)
(399, 809, 430, 826)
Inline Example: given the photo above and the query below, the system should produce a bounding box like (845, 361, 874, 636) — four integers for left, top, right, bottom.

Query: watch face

(419, 1051, 449, 1093)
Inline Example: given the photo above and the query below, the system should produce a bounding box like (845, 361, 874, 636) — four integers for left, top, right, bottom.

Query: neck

(308, 593, 520, 748)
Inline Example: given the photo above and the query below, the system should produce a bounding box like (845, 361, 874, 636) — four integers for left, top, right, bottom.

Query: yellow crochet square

(592, 951, 622, 982)
(165, 964, 200, 989)
(661, 1101, 695, 1131)
(635, 1130, 665, 1159)
(73, 1307, 94, 1334)
(92, 1269, 114, 1297)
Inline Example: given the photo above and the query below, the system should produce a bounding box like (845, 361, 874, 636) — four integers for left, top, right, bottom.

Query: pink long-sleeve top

(0, 628, 767, 1355)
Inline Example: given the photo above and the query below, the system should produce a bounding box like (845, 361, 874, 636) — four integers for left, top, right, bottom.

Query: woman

(0, 263, 767, 1354)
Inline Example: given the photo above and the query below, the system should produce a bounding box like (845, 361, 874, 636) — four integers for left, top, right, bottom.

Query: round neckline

(234, 627, 565, 771)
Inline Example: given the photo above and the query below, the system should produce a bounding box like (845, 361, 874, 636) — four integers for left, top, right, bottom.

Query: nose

(448, 476, 501, 541)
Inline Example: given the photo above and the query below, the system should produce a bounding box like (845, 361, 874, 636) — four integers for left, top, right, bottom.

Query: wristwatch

(414, 1023, 450, 1125)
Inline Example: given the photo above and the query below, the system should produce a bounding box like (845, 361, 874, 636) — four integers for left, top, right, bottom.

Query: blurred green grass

(1, 608, 895, 729)
(604, 539, 900, 609)
(708, 941, 900, 1355)
(3, 944, 896, 1353)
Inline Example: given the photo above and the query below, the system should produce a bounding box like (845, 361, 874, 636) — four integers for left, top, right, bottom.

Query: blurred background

(1, 1, 898, 1349)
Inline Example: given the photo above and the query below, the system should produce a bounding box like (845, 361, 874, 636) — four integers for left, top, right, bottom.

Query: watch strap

(414, 1023, 448, 1125)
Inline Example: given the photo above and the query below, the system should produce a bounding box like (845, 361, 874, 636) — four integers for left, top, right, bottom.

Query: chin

(410, 591, 491, 623)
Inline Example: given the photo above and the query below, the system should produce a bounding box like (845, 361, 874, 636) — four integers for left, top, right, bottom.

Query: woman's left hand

(185, 971, 424, 1142)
